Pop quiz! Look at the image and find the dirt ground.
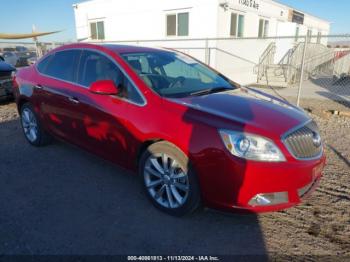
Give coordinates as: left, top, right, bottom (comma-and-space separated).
0, 100, 349, 257
259, 103, 350, 256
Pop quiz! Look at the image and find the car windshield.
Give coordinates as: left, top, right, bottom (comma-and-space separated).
121, 51, 235, 98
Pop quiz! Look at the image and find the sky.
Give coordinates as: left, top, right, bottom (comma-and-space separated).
0, 0, 349, 42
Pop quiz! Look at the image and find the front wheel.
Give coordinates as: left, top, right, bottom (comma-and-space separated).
139, 142, 201, 216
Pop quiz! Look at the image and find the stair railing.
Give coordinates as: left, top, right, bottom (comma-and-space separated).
256, 42, 276, 83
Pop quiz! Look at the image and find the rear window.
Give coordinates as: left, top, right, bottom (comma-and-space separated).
44, 50, 81, 82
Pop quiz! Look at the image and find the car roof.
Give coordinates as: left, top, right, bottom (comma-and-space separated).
56, 43, 170, 54
103, 44, 167, 54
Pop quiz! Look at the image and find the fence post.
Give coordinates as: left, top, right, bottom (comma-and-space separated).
205, 38, 209, 65
296, 35, 308, 107
208, 48, 211, 66
35, 41, 43, 58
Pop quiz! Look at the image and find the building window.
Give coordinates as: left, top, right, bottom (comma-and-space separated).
230, 13, 244, 37
166, 12, 189, 36
258, 19, 269, 38
90, 21, 105, 40
317, 32, 322, 44
166, 14, 176, 36
295, 26, 299, 42
178, 13, 189, 36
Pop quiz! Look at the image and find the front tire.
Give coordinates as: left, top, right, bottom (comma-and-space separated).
139, 142, 201, 216
20, 103, 52, 147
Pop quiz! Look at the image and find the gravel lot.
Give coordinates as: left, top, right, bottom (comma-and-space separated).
0, 100, 349, 257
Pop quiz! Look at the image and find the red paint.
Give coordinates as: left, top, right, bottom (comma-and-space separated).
89, 80, 119, 95
13, 43, 326, 213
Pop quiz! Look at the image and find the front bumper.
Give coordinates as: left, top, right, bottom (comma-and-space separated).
194, 150, 326, 213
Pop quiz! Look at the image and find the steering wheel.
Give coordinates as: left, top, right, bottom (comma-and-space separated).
140, 73, 171, 90
169, 76, 186, 89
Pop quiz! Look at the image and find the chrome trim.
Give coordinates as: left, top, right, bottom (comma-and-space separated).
281, 120, 324, 161
68, 97, 80, 104
281, 119, 312, 140
35, 47, 147, 107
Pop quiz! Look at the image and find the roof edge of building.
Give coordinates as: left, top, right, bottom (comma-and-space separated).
265, 0, 330, 24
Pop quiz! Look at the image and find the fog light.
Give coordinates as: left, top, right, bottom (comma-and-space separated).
248, 192, 289, 207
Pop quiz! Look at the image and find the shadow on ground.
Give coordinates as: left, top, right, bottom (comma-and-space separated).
0, 119, 267, 256
310, 77, 350, 108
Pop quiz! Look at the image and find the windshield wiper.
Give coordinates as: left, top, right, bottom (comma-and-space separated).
189, 87, 232, 97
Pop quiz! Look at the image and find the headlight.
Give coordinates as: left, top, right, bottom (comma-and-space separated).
219, 130, 286, 162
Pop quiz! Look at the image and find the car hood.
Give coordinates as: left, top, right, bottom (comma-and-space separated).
0, 61, 15, 72
169, 87, 310, 137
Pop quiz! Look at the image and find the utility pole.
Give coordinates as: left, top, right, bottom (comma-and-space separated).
296, 35, 308, 107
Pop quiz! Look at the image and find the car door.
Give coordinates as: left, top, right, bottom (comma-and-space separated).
71, 50, 145, 167
35, 49, 83, 143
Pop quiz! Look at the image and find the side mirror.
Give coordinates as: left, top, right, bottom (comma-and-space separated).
89, 80, 119, 95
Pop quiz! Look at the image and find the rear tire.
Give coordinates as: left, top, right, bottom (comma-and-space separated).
139, 141, 201, 216
20, 103, 52, 147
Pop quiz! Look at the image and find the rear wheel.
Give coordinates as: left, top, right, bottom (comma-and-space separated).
139, 142, 201, 216
20, 103, 52, 147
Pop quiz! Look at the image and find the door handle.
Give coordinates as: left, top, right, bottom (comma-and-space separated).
68, 97, 80, 104
34, 84, 43, 90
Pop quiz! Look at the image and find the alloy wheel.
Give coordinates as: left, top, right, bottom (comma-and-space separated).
144, 153, 190, 209
21, 108, 38, 143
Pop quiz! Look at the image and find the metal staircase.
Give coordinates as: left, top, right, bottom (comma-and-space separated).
255, 42, 342, 87
256, 42, 289, 87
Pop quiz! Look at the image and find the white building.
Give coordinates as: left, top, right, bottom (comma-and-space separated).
73, 0, 331, 84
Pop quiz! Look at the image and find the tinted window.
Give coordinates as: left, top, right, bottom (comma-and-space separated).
37, 55, 53, 74
78, 50, 144, 104
45, 50, 81, 82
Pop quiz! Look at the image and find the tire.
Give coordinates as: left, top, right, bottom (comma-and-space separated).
20, 103, 52, 147
139, 141, 201, 216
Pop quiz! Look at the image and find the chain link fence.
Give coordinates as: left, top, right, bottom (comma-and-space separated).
0, 41, 67, 67
2, 35, 350, 112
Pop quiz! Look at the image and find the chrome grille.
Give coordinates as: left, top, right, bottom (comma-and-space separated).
283, 121, 323, 160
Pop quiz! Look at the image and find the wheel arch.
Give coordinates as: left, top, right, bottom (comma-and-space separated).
17, 97, 30, 113
136, 138, 164, 167
136, 138, 194, 170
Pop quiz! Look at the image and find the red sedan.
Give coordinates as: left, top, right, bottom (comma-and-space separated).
13, 43, 325, 216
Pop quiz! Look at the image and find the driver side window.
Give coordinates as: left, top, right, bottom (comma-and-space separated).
78, 51, 123, 87
78, 50, 144, 105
